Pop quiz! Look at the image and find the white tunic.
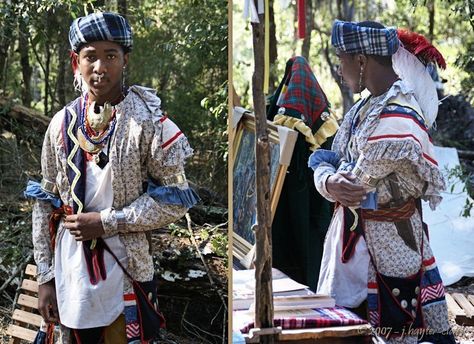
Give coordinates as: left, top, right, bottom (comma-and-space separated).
317, 206, 369, 308
55, 157, 128, 329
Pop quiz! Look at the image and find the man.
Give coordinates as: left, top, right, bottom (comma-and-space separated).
309, 20, 455, 343
27, 12, 198, 343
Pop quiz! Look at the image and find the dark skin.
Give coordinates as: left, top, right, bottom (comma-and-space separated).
38, 41, 128, 324
326, 51, 399, 207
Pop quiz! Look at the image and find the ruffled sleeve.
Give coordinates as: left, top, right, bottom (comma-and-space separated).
24, 180, 62, 208
355, 83, 445, 208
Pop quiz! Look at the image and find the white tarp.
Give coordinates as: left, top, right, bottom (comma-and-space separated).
422, 146, 474, 286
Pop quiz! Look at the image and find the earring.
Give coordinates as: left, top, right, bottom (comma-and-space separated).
121, 66, 127, 95
358, 68, 364, 94
73, 72, 82, 93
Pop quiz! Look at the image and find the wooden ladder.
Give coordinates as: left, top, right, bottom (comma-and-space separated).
446, 292, 474, 326
7, 264, 42, 343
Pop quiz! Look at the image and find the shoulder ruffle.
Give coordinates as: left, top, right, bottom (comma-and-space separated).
361, 139, 445, 208
128, 85, 163, 119
151, 117, 193, 166
357, 80, 445, 208
126, 85, 193, 166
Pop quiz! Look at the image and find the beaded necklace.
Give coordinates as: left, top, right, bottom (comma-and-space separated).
79, 94, 117, 147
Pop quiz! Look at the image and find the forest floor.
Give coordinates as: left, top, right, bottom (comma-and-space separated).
0, 202, 228, 343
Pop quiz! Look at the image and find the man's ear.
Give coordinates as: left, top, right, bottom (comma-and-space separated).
123, 53, 129, 68
70, 51, 80, 74
358, 54, 368, 70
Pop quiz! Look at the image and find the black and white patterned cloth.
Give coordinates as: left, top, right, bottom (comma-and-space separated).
69, 12, 133, 53
331, 19, 399, 56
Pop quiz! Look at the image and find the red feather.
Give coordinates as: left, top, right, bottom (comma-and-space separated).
397, 29, 446, 69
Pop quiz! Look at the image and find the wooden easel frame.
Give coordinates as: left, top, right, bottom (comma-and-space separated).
232, 112, 296, 268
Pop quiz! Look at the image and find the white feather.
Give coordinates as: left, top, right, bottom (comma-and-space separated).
392, 45, 438, 128
73, 71, 89, 94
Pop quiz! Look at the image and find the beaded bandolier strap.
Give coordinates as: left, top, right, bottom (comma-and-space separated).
62, 98, 108, 284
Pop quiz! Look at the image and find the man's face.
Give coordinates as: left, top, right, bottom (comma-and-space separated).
77, 41, 128, 102
336, 50, 362, 93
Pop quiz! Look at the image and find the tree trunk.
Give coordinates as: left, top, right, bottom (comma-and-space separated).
269, 0, 278, 94
301, 0, 313, 60
0, 40, 11, 91
331, 0, 355, 113
118, 0, 128, 18
0, 97, 50, 132
44, 13, 51, 117
18, 19, 32, 108
55, 9, 71, 109
0, 3, 14, 90
292, 3, 298, 55
56, 42, 68, 109
323, 43, 354, 114
336, 0, 342, 19
251, 1, 274, 341
428, 0, 435, 42
338, 0, 355, 21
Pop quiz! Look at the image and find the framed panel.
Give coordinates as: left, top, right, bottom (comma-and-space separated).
232, 112, 297, 268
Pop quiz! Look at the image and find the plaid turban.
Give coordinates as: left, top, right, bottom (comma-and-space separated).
69, 12, 133, 53
331, 20, 399, 56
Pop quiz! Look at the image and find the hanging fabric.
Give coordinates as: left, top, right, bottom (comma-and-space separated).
297, 0, 306, 39
244, 0, 270, 94
244, 0, 264, 23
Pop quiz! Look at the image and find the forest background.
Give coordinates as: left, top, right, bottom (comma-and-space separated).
234, 0, 474, 113
0, 0, 228, 342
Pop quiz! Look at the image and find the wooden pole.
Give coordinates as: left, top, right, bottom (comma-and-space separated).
251, 1, 275, 342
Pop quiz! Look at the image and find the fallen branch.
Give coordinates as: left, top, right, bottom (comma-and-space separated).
185, 213, 227, 313
458, 149, 474, 160
2, 291, 13, 304
0, 98, 50, 133
0, 251, 33, 295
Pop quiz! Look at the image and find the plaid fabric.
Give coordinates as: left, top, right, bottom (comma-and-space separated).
69, 12, 133, 52
239, 306, 367, 333
331, 20, 399, 56
276, 56, 329, 128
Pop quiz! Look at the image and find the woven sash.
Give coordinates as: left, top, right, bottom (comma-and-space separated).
362, 199, 416, 222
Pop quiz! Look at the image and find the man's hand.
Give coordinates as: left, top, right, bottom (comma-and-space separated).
64, 212, 105, 241
38, 280, 59, 323
326, 171, 367, 207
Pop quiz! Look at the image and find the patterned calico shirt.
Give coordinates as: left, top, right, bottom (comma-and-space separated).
313, 80, 445, 209
32, 85, 193, 292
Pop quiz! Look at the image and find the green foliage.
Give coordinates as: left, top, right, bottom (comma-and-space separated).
199, 224, 228, 258
210, 231, 227, 258
234, 0, 474, 112
187, 82, 228, 195
445, 164, 474, 217
0, 0, 228, 196
168, 222, 191, 238
128, 1, 227, 134
455, 38, 474, 101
